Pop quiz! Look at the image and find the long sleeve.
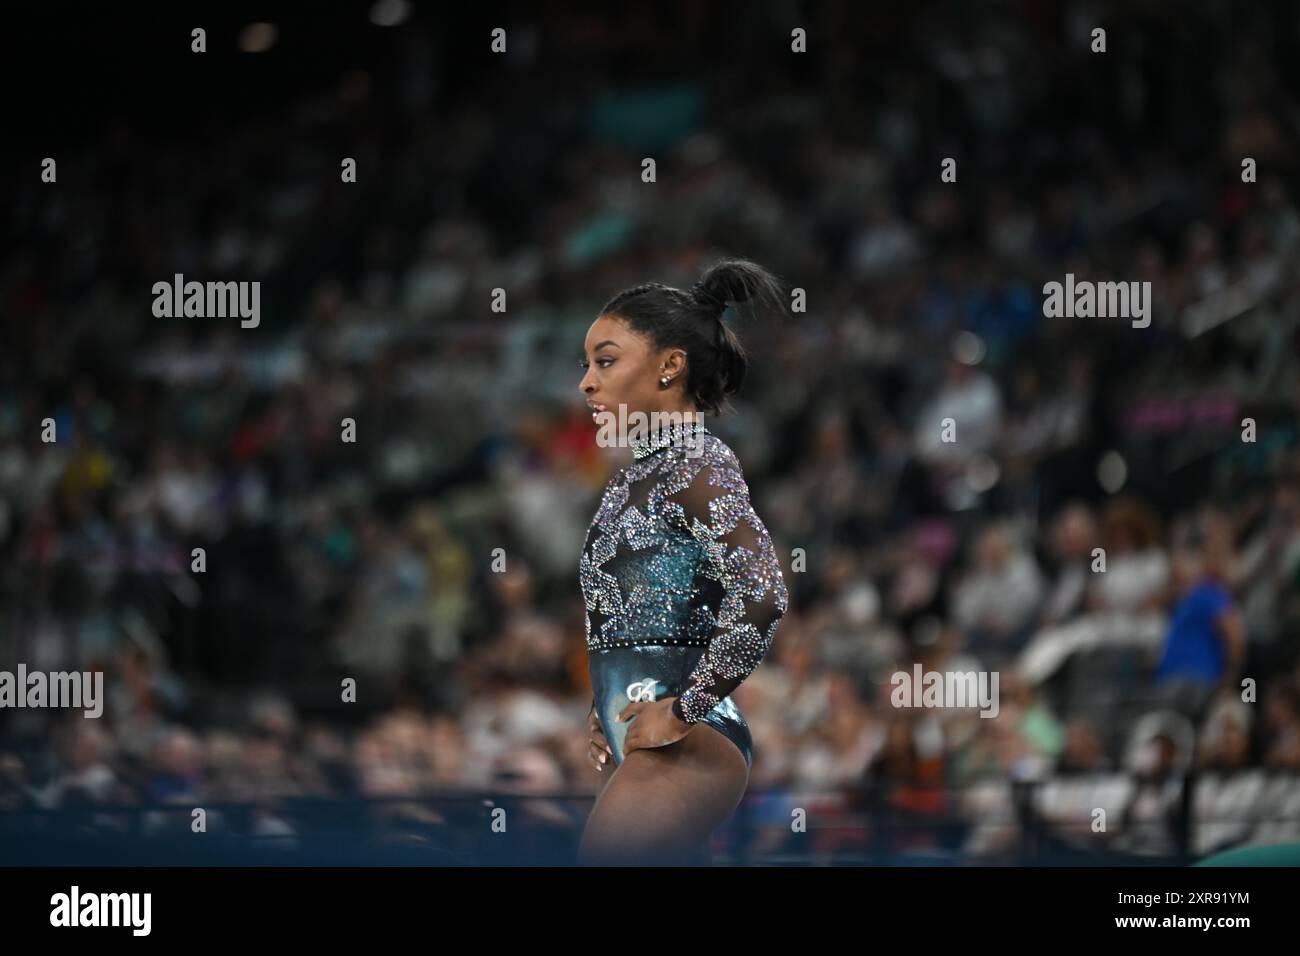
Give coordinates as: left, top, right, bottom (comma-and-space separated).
664, 457, 789, 724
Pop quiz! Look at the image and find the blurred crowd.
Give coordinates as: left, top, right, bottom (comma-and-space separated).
2, 1, 1300, 861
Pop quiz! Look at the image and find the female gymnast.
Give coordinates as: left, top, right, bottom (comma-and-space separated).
575, 258, 789, 865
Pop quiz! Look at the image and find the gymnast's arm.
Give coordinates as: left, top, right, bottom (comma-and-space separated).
664, 457, 789, 725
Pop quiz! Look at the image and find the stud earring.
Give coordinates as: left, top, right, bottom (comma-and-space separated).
660, 376, 670, 387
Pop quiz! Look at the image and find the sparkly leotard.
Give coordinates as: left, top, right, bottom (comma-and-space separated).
580, 419, 789, 770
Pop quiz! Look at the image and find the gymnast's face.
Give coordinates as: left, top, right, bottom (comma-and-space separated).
579, 313, 690, 426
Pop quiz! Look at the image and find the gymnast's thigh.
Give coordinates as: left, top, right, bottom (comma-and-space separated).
580, 723, 748, 861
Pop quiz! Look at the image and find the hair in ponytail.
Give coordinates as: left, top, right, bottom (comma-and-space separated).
597, 257, 787, 415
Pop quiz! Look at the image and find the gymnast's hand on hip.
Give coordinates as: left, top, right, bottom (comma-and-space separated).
617, 698, 691, 756
588, 709, 614, 772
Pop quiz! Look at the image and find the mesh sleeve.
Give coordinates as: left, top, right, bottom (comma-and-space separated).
665, 459, 789, 724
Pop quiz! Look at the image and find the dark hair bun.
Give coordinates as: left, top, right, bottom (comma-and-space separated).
598, 258, 787, 415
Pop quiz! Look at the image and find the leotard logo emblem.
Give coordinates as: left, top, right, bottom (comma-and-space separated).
625, 678, 658, 702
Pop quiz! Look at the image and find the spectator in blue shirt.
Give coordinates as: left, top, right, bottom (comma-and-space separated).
1151, 535, 1245, 720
